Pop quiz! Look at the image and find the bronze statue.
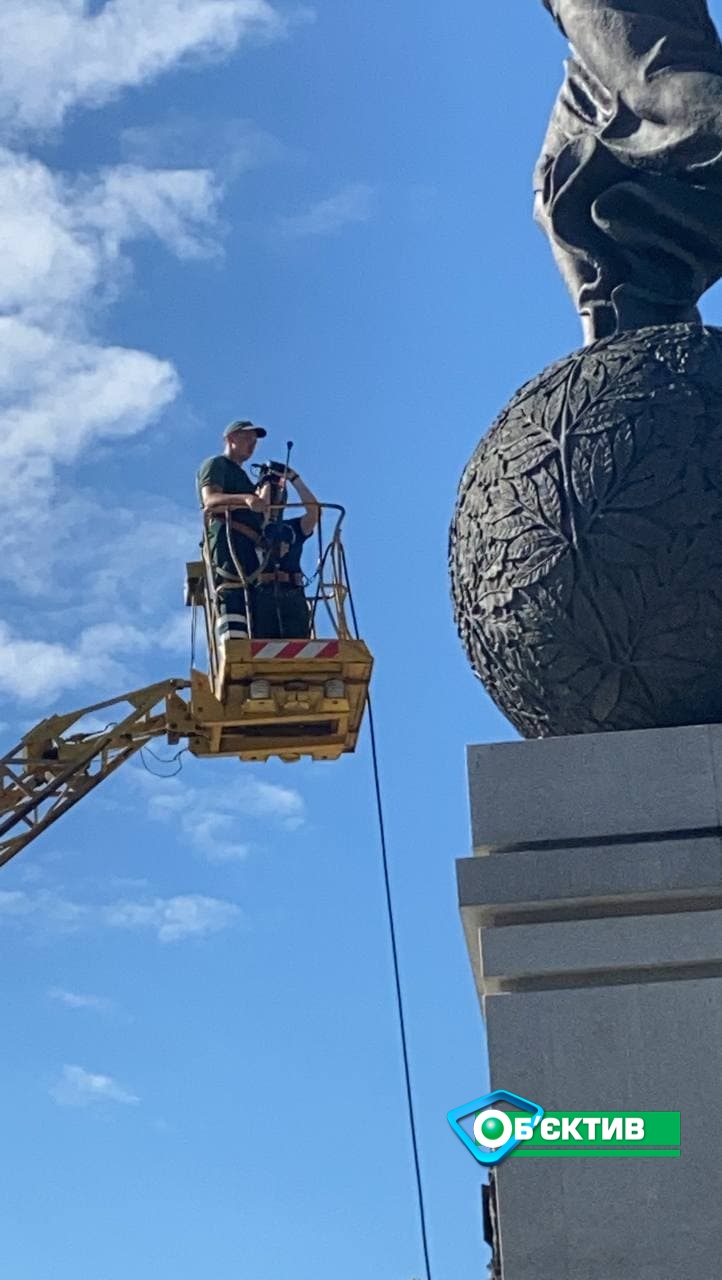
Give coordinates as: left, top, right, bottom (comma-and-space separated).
536, 0, 722, 342
450, 0, 722, 737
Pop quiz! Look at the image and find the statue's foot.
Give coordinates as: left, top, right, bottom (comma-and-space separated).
581, 293, 702, 344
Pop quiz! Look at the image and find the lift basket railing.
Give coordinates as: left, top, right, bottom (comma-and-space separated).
195, 501, 357, 673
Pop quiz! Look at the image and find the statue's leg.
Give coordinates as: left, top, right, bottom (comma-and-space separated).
534, 54, 627, 342
546, 0, 722, 144
537, 0, 722, 341
534, 164, 621, 344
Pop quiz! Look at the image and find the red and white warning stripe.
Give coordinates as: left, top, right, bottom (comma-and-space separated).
250, 640, 340, 659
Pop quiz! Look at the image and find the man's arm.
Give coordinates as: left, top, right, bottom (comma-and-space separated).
201, 484, 268, 516
287, 472, 320, 536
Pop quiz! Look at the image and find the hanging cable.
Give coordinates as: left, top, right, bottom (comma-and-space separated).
139, 745, 186, 778
346, 584, 433, 1280
365, 696, 433, 1280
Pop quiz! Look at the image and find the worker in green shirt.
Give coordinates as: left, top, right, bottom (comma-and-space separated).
197, 419, 270, 647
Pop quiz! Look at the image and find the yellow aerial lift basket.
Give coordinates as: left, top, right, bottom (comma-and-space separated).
184, 502, 373, 763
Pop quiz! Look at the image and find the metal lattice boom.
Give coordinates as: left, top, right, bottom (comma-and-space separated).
0, 680, 193, 868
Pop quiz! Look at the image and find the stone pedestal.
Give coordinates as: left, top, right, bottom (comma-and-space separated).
458, 723, 722, 1280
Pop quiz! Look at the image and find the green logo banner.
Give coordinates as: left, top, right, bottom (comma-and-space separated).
507, 1111, 680, 1158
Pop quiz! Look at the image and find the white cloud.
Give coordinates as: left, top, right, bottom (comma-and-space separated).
0, 890, 38, 919
0, 490, 197, 711
121, 115, 287, 178
103, 893, 241, 941
48, 988, 112, 1012
0, 145, 225, 500
276, 181, 375, 238
0, 148, 219, 321
0, 326, 179, 492
237, 776, 305, 827
78, 164, 222, 260
0, 626, 91, 702
0, 619, 148, 701
139, 770, 306, 862
174, 810, 254, 864
0, 149, 213, 710
50, 1063, 138, 1107
0, 149, 97, 315
0, 0, 289, 132
0, 887, 241, 943
0, 608, 193, 704
0, 887, 87, 929
0, 490, 197, 613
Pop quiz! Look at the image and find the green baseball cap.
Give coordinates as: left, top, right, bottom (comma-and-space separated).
223, 418, 267, 439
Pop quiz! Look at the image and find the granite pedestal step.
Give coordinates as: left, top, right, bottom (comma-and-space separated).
458, 722, 722, 1280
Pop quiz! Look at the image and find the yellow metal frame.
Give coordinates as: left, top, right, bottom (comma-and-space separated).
188, 637, 373, 763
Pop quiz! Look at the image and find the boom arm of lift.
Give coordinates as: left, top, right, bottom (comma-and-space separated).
0, 638, 373, 868
0, 680, 194, 869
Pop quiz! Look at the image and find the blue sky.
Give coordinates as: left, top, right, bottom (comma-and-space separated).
4, 3, 722, 1278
